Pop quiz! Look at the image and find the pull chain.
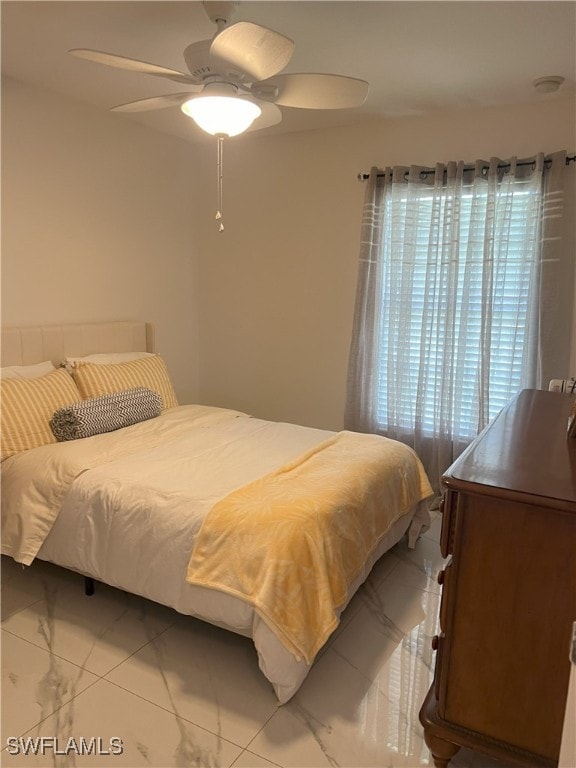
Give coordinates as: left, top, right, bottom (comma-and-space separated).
215, 134, 224, 232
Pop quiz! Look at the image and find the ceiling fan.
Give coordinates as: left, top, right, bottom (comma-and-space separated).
68, 1, 370, 137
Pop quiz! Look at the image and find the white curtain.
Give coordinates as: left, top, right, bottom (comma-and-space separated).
345, 152, 571, 492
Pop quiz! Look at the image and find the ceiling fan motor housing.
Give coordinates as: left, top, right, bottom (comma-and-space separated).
183, 39, 246, 84
183, 40, 213, 80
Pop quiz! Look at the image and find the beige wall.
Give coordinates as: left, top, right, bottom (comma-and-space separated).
195, 97, 576, 429
1, 76, 202, 403
2, 77, 574, 427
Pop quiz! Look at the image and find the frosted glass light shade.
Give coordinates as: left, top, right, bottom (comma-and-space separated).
181, 96, 262, 136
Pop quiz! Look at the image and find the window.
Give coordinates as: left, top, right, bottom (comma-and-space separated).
345, 154, 572, 490
375, 179, 540, 442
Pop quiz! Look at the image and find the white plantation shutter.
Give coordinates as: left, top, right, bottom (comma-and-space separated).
346, 153, 571, 492
377, 179, 539, 441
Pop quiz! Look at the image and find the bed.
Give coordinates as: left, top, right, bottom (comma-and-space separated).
1, 321, 433, 703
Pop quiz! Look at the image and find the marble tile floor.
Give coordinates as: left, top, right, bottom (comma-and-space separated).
1, 513, 515, 768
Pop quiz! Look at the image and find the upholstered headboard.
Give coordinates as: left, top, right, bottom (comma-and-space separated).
1, 321, 154, 367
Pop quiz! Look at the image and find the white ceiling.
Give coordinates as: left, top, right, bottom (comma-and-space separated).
2, 1, 575, 144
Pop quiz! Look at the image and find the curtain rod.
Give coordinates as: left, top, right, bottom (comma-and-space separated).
357, 154, 576, 181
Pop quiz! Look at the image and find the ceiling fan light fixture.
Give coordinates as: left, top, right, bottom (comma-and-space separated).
181, 95, 261, 136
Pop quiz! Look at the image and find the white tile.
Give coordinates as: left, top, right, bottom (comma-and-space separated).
364, 549, 402, 587
391, 533, 447, 585
105, 615, 278, 749
1, 678, 243, 767
232, 750, 282, 767
244, 579, 442, 768
421, 512, 443, 543
384, 558, 443, 595
2, 540, 519, 768
249, 646, 432, 768
2, 576, 177, 676
1, 629, 98, 741
1, 556, 79, 621
328, 576, 440, 739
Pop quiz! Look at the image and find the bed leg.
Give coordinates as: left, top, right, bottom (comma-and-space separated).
84, 577, 95, 596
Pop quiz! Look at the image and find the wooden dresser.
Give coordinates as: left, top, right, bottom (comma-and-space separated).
419, 389, 576, 767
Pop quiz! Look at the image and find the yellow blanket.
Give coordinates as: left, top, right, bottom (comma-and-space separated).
186, 430, 433, 663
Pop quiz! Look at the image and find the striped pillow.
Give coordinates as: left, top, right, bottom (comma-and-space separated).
72, 354, 178, 411
50, 387, 162, 441
1, 368, 83, 460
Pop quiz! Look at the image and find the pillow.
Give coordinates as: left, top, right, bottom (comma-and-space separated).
50, 387, 162, 442
71, 354, 178, 410
63, 351, 154, 371
1, 368, 83, 460
1, 361, 56, 380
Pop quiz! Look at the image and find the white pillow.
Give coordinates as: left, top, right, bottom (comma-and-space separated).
1, 361, 56, 380
64, 352, 154, 370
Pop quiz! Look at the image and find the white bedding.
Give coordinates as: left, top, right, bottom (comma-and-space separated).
2, 405, 431, 702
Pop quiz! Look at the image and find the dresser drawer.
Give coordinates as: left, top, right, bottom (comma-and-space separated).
437, 560, 454, 633
440, 490, 457, 557
432, 633, 446, 702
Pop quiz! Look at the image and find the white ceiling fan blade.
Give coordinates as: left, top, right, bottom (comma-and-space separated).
69, 49, 199, 85
210, 22, 294, 81
253, 73, 369, 109
111, 93, 200, 113
246, 101, 283, 133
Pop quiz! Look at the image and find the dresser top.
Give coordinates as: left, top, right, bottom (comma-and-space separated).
443, 389, 576, 508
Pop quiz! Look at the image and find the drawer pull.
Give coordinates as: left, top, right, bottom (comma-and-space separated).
432, 635, 439, 651
437, 569, 445, 585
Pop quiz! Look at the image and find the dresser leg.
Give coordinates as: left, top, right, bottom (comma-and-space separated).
425, 733, 460, 768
